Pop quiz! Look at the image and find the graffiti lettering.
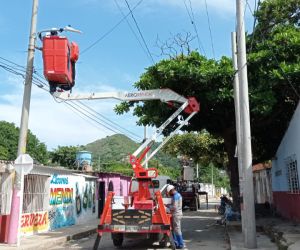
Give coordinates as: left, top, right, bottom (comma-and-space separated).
50, 187, 73, 205
21, 211, 49, 233
50, 174, 68, 185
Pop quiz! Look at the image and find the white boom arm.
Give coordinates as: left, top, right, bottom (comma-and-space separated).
53, 89, 198, 167
53, 89, 187, 104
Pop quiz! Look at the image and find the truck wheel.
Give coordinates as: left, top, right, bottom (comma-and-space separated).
149, 233, 160, 242
190, 197, 197, 211
111, 233, 123, 247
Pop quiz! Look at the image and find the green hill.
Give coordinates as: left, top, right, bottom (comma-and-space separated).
84, 134, 181, 178
85, 134, 137, 163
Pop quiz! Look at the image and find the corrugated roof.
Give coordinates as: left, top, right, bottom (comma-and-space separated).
252, 162, 272, 172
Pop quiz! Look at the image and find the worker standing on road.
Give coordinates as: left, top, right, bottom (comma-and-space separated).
167, 184, 185, 249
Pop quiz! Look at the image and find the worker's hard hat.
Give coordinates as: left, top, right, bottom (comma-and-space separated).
167, 184, 175, 193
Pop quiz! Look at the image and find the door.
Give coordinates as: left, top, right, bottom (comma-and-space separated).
98, 181, 105, 218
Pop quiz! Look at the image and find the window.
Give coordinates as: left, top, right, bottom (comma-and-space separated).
0, 173, 13, 215
23, 174, 50, 213
286, 156, 300, 193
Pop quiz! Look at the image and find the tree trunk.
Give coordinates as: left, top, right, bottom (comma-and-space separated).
223, 130, 240, 211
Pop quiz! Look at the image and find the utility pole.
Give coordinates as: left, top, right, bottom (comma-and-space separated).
211, 164, 214, 197
196, 163, 199, 180
236, 0, 257, 248
7, 0, 39, 245
98, 155, 101, 171
231, 31, 245, 236
144, 126, 148, 168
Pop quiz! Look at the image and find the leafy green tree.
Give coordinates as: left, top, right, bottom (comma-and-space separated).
50, 146, 78, 168
246, 0, 300, 162
0, 121, 48, 164
115, 0, 300, 208
163, 131, 227, 167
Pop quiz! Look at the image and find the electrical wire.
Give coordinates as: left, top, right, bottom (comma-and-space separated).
0, 57, 144, 140
182, 0, 206, 56
124, 0, 155, 64
113, 0, 152, 64
81, 0, 144, 55
203, 0, 216, 58
70, 100, 141, 141
246, 1, 300, 99
248, 0, 260, 54
77, 100, 142, 140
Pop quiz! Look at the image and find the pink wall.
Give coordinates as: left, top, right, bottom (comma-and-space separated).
97, 173, 131, 197
273, 191, 300, 222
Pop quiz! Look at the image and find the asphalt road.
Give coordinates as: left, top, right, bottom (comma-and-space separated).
50, 202, 229, 250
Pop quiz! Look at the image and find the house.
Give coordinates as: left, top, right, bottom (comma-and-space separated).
272, 102, 300, 221
253, 162, 272, 205
0, 164, 131, 243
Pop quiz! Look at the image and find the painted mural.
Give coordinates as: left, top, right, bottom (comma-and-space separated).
49, 174, 96, 230
48, 205, 75, 229
49, 174, 76, 230
20, 211, 49, 235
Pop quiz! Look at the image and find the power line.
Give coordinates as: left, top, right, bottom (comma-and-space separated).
81, 0, 144, 55
0, 57, 143, 140
71, 100, 141, 141
124, 0, 155, 64
113, 0, 152, 64
204, 0, 215, 58
66, 101, 129, 137
249, 0, 260, 54
182, 0, 206, 56
246, 1, 300, 99
77, 100, 142, 140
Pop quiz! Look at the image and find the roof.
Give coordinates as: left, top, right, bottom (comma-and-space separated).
252, 162, 272, 172
73, 173, 98, 179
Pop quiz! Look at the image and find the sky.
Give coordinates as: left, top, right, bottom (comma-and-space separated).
0, 0, 256, 150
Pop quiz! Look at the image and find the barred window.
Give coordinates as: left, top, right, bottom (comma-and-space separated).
23, 174, 50, 213
286, 157, 299, 193
0, 173, 13, 215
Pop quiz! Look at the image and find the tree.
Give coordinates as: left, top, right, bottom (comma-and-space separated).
115, 0, 300, 209
163, 131, 230, 189
0, 121, 48, 164
50, 146, 79, 168
163, 131, 227, 167
246, 0, 300, 162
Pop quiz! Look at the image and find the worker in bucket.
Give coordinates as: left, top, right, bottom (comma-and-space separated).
167, 184, 185, 249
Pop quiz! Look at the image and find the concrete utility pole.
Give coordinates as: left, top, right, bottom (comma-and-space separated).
231, 32, 245, 236
144, 126, 148, 168
211, 164, 214, 197
7, 0, 39, 245
236, 0, 257, 248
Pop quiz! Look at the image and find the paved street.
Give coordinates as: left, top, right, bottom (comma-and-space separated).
50, 202, 229, 250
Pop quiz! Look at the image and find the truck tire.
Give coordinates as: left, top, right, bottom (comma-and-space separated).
111, 233, 123, 247
149, 233, 160, 242
190, 197, 198, 211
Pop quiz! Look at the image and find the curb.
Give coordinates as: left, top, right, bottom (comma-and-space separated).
0, 227, 97, 250
262, 225, 289, 250
69, 228, 97, 241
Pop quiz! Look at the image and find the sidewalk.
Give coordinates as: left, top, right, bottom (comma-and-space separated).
226, 221, 277, 250
226, 216, 300, 250
0, 218, 97, 250
258, 217, 300, 250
